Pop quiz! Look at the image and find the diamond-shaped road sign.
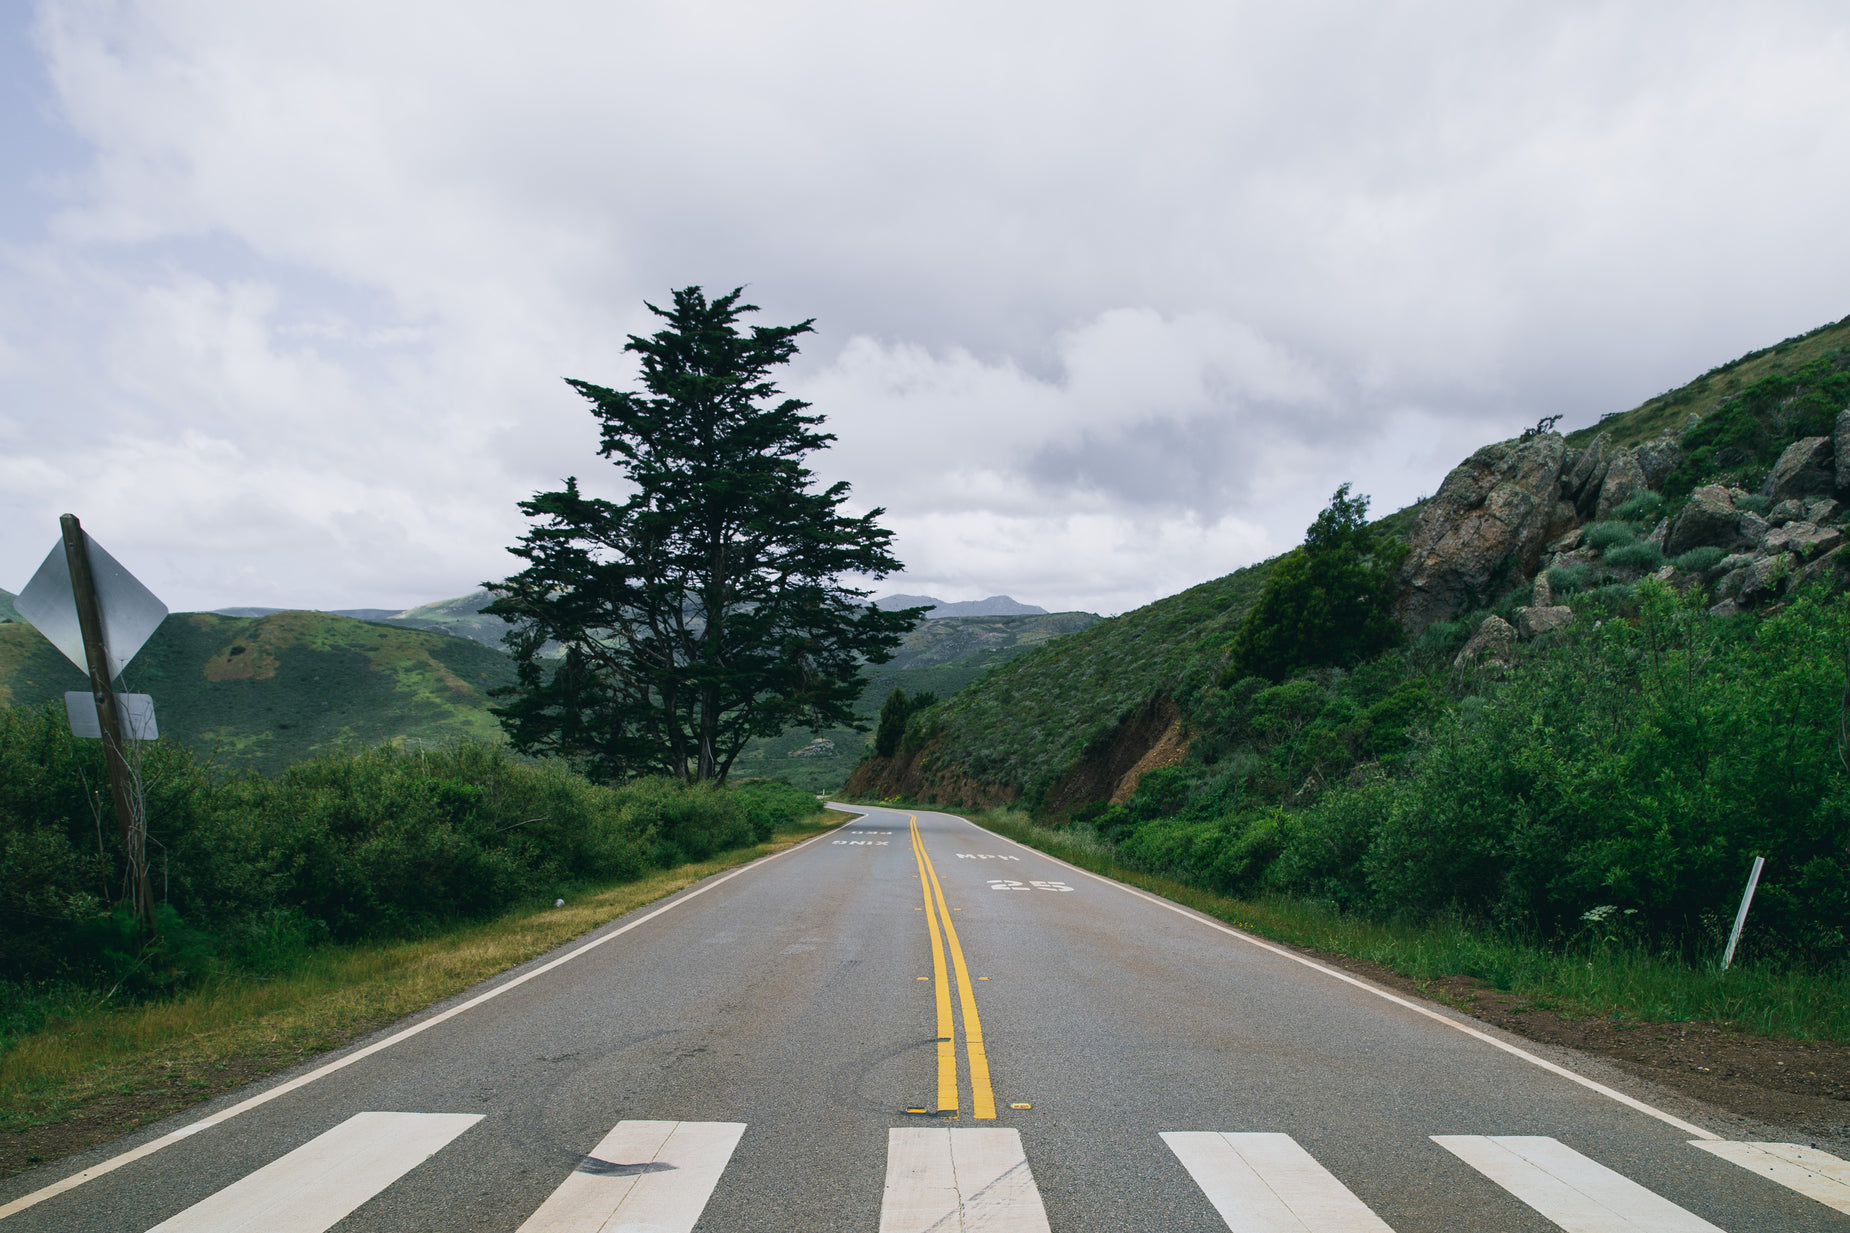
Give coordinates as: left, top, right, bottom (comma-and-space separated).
16, 531, 169, 682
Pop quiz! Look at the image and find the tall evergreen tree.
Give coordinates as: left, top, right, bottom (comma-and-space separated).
487, 287, 922, 782
1229, 484, 1405, 682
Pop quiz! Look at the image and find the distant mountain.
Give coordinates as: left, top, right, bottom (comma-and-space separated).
209, 591, 515, 650
874, 593, 1050, 618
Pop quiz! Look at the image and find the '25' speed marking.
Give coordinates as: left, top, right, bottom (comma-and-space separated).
988, 878, 1073, 892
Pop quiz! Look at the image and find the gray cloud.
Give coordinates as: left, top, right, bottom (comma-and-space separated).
2, 1, 1848, 614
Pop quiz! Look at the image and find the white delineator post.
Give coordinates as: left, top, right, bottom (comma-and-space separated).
1720, 855, 1765, 971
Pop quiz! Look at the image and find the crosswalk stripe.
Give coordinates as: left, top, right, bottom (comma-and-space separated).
880, 1127, 1051, 1233
516, 1119, 745, 1233
145, 1111, 481, 1233
1434, 1135, 1723, 1232
1161, 1132, 1394, 1232
1689, 1140, 1850, 1215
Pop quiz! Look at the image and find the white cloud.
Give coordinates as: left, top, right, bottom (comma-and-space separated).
1, 1, 1848, 613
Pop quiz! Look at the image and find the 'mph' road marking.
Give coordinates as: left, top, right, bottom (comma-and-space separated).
880, 1128, 1050, 1233
1162, 1132, 1393, 1232
145, 1111, 480, 1233
1435, 1135, 1723, 1232
516, 1120, 744, 1233
1690, 1140, 1850, 1215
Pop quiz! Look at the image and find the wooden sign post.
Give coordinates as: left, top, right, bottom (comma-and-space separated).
60, 514, 157, 931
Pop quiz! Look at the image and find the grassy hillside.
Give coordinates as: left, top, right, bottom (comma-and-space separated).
733, 610, 1101, 790
1570, 312, 1850, 449
378, 588, 512, 648
0, 589, 19, 625
0, 611, 515, 773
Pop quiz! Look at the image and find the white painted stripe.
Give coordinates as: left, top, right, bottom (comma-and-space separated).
1690, 1140, 1850, 1215
517, 1120, 745, 1233
145, 1111, 479, 1233
1162, 1132, 1394, 1232
1434, 1135, 1723, 1232
0, 828, 840, 1222
884, 805, 1719, 1141
880, 1127, 1051, 1233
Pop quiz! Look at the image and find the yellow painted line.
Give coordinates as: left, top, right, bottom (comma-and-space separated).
914, 815, 998, 1121
910, 815, 957, 1115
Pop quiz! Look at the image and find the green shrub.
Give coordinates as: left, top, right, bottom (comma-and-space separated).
1602, 540, 1665, 572
1612, 491, 1666, 526
1547, 564, 1592, 595
1673, 546, 1727, 573
1583, 520, 1637, 552
1735, 492, 1772, 514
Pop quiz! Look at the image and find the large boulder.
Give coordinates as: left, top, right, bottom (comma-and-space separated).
1562, 433, 1612, 515
1593, 449, 1649, 521
1835, 407, 1850, 495
1453, 614, 1515, 669
1517, 605, 1574, 638
1633, 436, 1682, 488
1761, 436, 1835, 502
1395, 434, 1568, 635
1762, 521, 1844, 559
1665, 484, 1755, 556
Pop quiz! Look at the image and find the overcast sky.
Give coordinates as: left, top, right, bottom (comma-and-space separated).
3, 3, 1848, 617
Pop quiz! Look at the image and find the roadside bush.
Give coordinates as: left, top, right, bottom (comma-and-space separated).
0, 719, 809, 986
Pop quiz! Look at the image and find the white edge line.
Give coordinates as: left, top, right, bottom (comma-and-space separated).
847, 803, 1718, 1142
0, 826, 842, 1222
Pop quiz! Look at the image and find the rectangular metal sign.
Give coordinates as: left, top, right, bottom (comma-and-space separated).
64, 692, 159, 741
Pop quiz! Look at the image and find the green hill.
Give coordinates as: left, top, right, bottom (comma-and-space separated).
0, 587, 20, 624
732, 610, 1102, 791
0, 610, 516, 773
376, 588, 513, 648
852, 312, 1850, 811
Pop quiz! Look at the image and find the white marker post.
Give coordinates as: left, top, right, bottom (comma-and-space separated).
1720, 855, 1765, 971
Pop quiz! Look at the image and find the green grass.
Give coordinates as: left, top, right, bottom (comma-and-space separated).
972, 808, 1850, 1043
1567, 312, 1850, 449
0, 810, 847, 1152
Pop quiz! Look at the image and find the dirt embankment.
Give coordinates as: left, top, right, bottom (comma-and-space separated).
846, 694, 1189, 814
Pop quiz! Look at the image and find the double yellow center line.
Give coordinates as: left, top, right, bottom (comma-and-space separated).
909, 813, 996, 1119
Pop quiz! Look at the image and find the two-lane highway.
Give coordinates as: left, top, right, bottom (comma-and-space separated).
3, 806, 1845, 1230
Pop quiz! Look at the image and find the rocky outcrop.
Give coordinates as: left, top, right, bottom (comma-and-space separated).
843, 741, 1023, 808
1453, 614, 1515, 669
1666, 485, 1757, 557
1562, 434, 1612, 517
1041, 696, 1183, 818
1633, 437, 1682, 488
1762, 436, 1836, 502
1592, 450, 1649, 521
1395, 434, 1568, 635
1835, 408, 1850, 494
1517, 605, 1574, 638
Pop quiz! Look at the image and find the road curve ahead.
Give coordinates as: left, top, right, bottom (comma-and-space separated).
3, 805, 1845, 1231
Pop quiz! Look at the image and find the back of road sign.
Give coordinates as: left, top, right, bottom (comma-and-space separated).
16, 532, 169, 681
64, 692, 159, 741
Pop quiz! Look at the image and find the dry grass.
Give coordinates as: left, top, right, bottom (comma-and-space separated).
0, 812, 845, 1165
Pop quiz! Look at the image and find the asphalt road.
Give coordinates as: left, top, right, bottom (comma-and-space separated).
2, 805, 1844, 1231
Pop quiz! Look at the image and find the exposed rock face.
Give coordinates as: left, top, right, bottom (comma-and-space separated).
1562, 434, 1611, 517
1738, 553, 1796, 604
1633, 437, 1682, 488
1761, 521, 1844, 558
1396, 434, 1567, 635
1835, 408, 1850, 494
1808, 497, 1842, 523
1761, 436, 1836, 502
1531, 571, 1554, 606
1593, 450, 1649, 521
1453, 614, 1515, 669
1769, 499, 1807, 526
1666, 485, 1755, 556
1517, 605, 1574, 638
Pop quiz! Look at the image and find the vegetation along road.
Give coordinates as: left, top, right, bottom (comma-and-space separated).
1, 805, 1841, 1232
